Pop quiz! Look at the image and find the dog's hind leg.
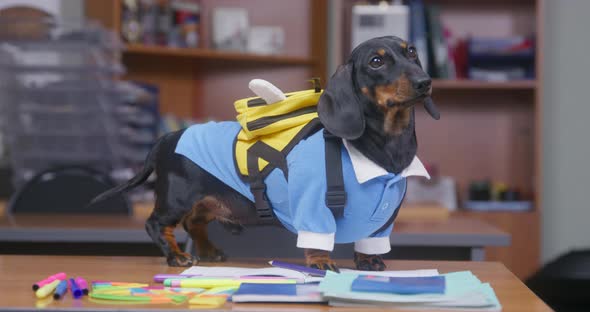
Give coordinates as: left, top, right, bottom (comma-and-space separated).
146, 212, 197, 267
354, 252, 386, 271
182, 196, 238, 262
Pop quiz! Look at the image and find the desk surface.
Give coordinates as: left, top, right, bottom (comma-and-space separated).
0, 255, 550, 311
0, 202, 509, 247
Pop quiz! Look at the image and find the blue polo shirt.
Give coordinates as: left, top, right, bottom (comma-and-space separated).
175, 121, 429, 253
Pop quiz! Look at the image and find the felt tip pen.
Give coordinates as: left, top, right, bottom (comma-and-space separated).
53, 280, 68, 300
69, 278, 83, 299
32, 272, 67, 291
35, 279, 61, 299
92, 282, 149, 287
269, 260, 327, 277
75, 277, 89, 295
164, 278, 297, 288
161, 276, 296, 286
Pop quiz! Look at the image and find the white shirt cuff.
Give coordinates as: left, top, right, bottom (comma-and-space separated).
354, 237, 391, 255
296, 231, 335, 251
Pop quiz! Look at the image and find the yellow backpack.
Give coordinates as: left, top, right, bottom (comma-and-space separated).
232, 83, 346, 223
234, 88, 323, 178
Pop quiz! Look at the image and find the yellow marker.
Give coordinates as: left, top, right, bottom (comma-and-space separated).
35, 296, 53, 308
189, 296, 228, 308
35, 279, 60, 299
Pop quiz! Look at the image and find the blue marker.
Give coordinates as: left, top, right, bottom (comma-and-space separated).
69, 278, 83, 299
53, 280, 68, 299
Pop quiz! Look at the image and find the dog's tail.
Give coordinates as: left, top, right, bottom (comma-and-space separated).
87, 133, 167, 207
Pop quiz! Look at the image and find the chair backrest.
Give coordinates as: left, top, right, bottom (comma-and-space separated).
8, 166, 131, 215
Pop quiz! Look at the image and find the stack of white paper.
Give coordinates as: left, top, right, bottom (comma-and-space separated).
319, 271, 501, 311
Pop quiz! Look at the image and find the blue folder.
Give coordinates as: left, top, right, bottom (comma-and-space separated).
351, 275, 445, 295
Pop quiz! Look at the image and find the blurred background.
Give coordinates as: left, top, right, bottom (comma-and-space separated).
0, 0, 588, 310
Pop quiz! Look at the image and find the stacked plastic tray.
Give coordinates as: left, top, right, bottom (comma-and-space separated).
0, 18, 128, 187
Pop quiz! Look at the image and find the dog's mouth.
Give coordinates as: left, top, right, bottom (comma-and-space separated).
385, 91, 431, 109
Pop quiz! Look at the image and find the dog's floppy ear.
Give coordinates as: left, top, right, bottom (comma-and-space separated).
318, 63, 365, 139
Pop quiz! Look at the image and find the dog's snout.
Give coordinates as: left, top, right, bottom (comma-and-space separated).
413, 78, 432, 94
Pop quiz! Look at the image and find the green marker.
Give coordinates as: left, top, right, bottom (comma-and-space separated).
90, 293, 152, 302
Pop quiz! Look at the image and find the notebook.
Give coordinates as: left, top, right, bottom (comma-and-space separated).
231, 283, 324, 303
181, 266, 440, 284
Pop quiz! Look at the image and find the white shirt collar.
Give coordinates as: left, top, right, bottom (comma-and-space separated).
342, 140, 431, 184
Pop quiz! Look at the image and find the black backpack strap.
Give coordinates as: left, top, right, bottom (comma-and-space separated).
247, 141, 288, 224
323, 130, 347, 218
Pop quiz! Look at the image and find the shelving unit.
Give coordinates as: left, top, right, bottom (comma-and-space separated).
424, 0, 543, 280
333, 0, 543, 279
85, 0, 327, 119
124, 44, 316, 66
432, 79, 536, 90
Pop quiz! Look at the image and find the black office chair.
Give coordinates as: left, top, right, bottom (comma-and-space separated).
184, 222, 355, 259
8, 165, 131, 215
526, 249, 590, 312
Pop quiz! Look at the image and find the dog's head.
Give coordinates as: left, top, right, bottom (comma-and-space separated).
318, 36, 439, 140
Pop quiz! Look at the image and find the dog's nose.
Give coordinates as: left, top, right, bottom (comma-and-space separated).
413, 78, 432, 94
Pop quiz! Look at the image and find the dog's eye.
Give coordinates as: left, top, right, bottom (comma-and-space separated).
369, 56, 384, 69
407, 46, 418, 59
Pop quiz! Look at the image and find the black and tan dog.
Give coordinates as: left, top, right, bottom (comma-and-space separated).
91, 36, 439, 271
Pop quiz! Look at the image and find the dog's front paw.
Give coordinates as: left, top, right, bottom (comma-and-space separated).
354, 252, 386, 271
309, 261, 340, 272
304, 248, 340, 272
167, 252, 199, 267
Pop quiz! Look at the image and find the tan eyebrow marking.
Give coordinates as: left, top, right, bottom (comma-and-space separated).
400, 41, 408, 49
377, 48, 386, 56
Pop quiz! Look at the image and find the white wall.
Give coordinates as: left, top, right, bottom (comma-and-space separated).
542, 0, 590, 263
59, 0, 83, 21
0, 0, 83, 19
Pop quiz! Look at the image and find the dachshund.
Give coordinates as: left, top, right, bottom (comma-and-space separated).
90, 36, 439, 271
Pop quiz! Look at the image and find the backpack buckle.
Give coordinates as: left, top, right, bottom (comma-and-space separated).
250, 181, 274, 221
325, 190, 347, 214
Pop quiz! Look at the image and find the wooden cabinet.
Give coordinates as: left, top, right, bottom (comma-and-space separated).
87, 0, 544, 280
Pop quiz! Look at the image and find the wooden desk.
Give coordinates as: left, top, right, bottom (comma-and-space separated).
0, 255, 550, 311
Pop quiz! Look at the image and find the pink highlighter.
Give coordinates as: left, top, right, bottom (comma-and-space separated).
32, 272, 67, 291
